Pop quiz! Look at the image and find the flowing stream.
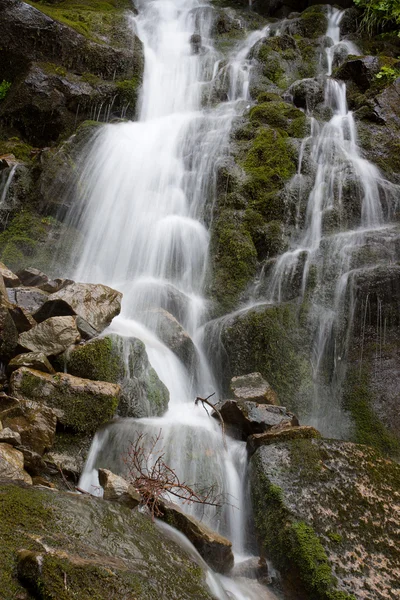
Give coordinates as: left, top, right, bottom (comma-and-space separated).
70, 1, 278, 598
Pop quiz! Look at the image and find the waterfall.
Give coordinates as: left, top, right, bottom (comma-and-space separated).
68, 1, 278, 597
260, 7, 399, 436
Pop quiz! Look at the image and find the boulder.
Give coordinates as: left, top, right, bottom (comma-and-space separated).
0, 443, 32, 484
335, 56, 380, 92
0, 480, 215, 600
144, 308, 196, 367
230, 372, 278, 405
60, 335, 169, 419
16, 267, 48, 287
38, 277, 74, 294
247, 425, 321, 454
33, 282, 122, 333
7, 352, 56, 375
288, 77, 324, 110
7, 305, 36, 333
0, 262, 20, 287
18, 315, 81, 356
10, 367, 120, 434
7, 287, 49, 314
98, 468, 141, 509
0, 302, 19, 360
250, 438, 400, 600
373, 77, 400, 128
44, 451, 83, 481
0, 396, 57, 455
0, 427, 21, 446
159, 500, 234, 574
213, 399, 298, 440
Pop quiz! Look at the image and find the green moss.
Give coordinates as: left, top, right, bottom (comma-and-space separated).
0, 138, 34, 162
298, 6, 328, 38
59, 337, 123, 383
209, 209, 257, 312
146, 367, 169, 414
0, 80, 12, 101
256, 92, 282, 103
343, 366, 400, 458
251, 458, 355, 600
250, 102, 304, 134
288, 115, 308, 138
116, 77, 140, 106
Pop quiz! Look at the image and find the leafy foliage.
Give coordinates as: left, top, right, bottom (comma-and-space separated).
375, 64, 400, 82
0, 80, 11, 100
353, 0, 400, 36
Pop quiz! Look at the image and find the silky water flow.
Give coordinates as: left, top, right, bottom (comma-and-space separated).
67, 1, 278, 598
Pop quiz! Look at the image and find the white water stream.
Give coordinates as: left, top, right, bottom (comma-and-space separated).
71, 1, 278, 598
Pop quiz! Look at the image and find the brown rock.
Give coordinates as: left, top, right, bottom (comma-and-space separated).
247, 425, 321, 454
18, 315, 80, 356
0, 427, 21, 446
158, 500, 234, 574
230, 372, 278, 405
7, 352, 56, 375
0, 262, 20, 287
32, 476, 56, 488
0, 443, 32, 484
7, 287, 49, 314
1, 396, 57, 455
98, 468, 141, 509
16, 267, 49, 287
0, 302, 19, 360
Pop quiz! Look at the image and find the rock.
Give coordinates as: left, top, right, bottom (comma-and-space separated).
159, 500, 234, 574
10, 367, 120, 434
350, 264, 400, 328
335, 56, 380, 92
0, 302, 19, 360
0, 396, 57, 455
33, 282, 122, 333
0, 262, 20, 287
7, 305, 36, 333
7, 287, 49, 314
18, 315, 81, 356
7, 352, 56, 375
190, 33, 202, 54
31, 476, 55, 489
0, 480, 215, 600
288, 77, 324, 110
247, 425, 321, 454
144, 308, 196, 367
231, 557, 270, 583
75, 316, 99, 340
0, 427, 21, 446
98, 468, 141, 509
373, 77, 400, 128
16, 267, 48, 287
17, 447, 48, 477
230, 372, 278, 405
44, 452, 83, 481
0, 443, 32, 484
38, 277, 74, 294
250, 438, 400, 600
60, 335, 169, 419
214, 399, 297, 440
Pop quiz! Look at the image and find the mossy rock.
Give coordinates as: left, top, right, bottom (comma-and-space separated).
296, 6, 328, 39
249, 101, 304, 132
0, 480, 214, 599
250, 438, 400, 600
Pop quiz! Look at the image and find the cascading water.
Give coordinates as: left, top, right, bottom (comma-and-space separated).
254, 7, 399, 436
65, 1, 278, 598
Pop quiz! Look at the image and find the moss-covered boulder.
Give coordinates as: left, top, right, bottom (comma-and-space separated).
59, 335, 169, 418
0, 480, 215, 599
250, 438, 400, 600
10, 367, 120, 433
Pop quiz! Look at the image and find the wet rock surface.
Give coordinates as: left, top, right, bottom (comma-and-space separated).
230, 372, 279, 404
251, 438, 400, 600
18, 315, 81, 355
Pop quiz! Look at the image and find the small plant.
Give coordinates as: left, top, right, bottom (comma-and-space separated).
353, 0, 400, 36
375, 65, 400, 83
0, 80, 11, 101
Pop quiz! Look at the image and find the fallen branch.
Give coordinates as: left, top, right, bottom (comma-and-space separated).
195, 393, 227, 450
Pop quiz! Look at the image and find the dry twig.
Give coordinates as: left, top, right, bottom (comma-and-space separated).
195, 393, 227, 450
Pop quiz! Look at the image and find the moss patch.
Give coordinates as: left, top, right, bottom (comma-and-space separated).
58, 337, 123, 383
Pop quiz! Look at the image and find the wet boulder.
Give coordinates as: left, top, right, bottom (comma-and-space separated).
213, 399, 297, 440
0, 443, 32, 484
158, 500, 234, 574
0, 261, 20, 287
18, 315, 81, 356
33, 282, 122, 333
144, 308, 196, 368
0, 395, 57, 455
335, 56, 380, 92
250, 438, 400, 600
7, 286, 49, 314
10, 367, 120, 433
7, 351, 56, 375
247, 424, 321, 454
0, 300, 19, 360
0, 480, 215, 600
373, 77, 400, 128
59, 335, 169, 418
350, 264, 400, 330
98, 468, 141, 509
16, 267, 48, 287
230, 372, 278, 405
288, 77, 324, 110
0, 427, 21, 446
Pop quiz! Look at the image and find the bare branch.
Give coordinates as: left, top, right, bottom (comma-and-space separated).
195, 393, 227, 450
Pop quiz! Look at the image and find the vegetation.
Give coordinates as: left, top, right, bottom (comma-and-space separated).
0, 80, 11, 101
354, 0, 400, 36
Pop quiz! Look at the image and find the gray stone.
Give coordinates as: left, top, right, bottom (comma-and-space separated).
247, 425, 321, 454
288, 77, 324, 110
145, 308, 196, 367
0, 262, 20, 287
16, 267, 48, 287
33, 282, 122, 333
7, 286, 49, 314
18, 315, 81, 356
0, 427, 21, 446
7, 352, 56, 375
230, 372, 279, 405
98, 468, 141, 508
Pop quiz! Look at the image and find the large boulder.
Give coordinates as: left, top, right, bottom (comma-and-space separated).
247, 424, 321, 454
16, 267, 48, 287
6, 286, 49, 314
0, 480, 215, 600
0, 301, 19, 360
18, 315, 81, 356
144, 308, 196, 368
10, 367, 120, 433
213, 399, 297, 440
0, 443, 32, 484
59, 335, 169, 418
0, 395, 57, 455
7, 351, 56, 375
159, 500, 234, 574
335, 56, 380, 93
0, 262, 20, 287
33, 282, 122, 333
250, 438, 400, 600
230, 372, 278, 405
